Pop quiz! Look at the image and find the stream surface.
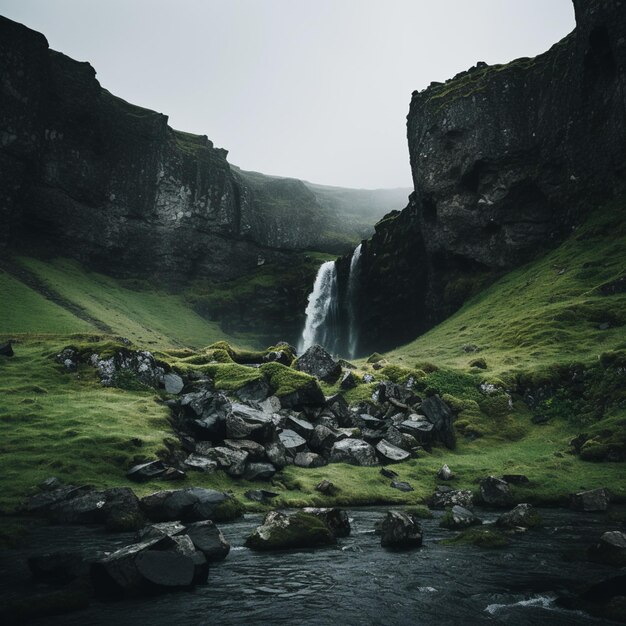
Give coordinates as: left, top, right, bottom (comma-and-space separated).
0, 507, 622, 625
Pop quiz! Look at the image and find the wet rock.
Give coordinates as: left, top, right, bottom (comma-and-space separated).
569, 488, 611, 512
244, 489, 279, 503
183, 454, 218, 473
479, 476, 513, 507
375, 439, 410, 463
294, 451, 326, 468
185, 520, 230, 562
315, 479, 337, 495
330, 439, 378, 466
243, 462, 276, 481
587, 531, 626, 566
140, 488, 243, 523
437, 464, 454, 480
379, 511, 423, 549
496, 503, 542, 529
428, 487, 474, 510
136, 521, 186, 542
162, 373, 184, 394
439, 505, 481, 530
391, 481, 414, 492
295, 344, 342, 383
245, 511, 336, 551
303, 507, 351, 537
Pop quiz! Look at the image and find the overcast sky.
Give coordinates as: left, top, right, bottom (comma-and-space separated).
0, 0, 575, 189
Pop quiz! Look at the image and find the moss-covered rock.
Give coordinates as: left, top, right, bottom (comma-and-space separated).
443, 527, 510, 549
245, 511, 336, 551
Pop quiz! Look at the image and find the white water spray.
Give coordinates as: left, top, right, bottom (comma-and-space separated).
298, 261, 338, 353
346, 243, 362, 359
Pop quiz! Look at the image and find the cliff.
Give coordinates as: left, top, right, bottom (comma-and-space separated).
350, 0, 626, 354
0, 16, 404, 283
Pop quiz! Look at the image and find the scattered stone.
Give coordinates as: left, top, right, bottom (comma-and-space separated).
496, 504, 543, 529
428, 487, 474, 510
437, 464, 454, 480
244, 489, 279, 503
439, 505, 481, 530
375, 439, 410, 464
0, 340, 14, 357
245, 511, 336, 551
391, 481, 414, 492
315, 479, 337, 495
303, 507, 351, 537
502, 474, 530, 485
379, 511, 423, 549
295, 344, 342, 383
185, 520, 230, 562
479, 476, 513, 507
569, 488, 611, 512
380, 467, 399, 479
330, 439, 378, 466
162, 373, 184, 394
587, 531, 626, 566
294, 451, 326, 468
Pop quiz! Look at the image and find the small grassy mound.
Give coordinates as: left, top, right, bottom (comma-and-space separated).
442, 527, 510, 548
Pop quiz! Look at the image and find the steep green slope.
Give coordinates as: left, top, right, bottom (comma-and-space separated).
385, 198, 626, 376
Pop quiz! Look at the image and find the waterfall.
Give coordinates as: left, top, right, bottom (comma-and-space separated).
298, 261, 339, 354
346, 243, 362, 359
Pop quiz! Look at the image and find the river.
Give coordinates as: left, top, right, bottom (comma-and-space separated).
0, 507, 622, 625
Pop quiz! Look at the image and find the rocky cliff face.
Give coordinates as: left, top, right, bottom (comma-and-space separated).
351, 0, 626, 354
0, 16, 401, 284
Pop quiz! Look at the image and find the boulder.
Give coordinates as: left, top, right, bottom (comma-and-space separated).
235, 378, 272, 402
375, 439, 410, 464
385, 426, 419, 452
21, 484, 92, 515
295, 345, 342, 383
162, 373, 184, 394
379, 511, 423, 549
223, 438, 266, 460
185, 520, 230, 562
278, 429, 307, 454
587, 531, 626, 566
399, 414, 434, 441
496, 504, 543, 529
136, 521, 186, 541
340, 371, 357, 390
90, 536, 196, 595
315, 479, 337, 495
263, 349, 294, 367
243, 462, 276, 481
356, 414, 383, 429
329, 439, 378, 466
309, 424, 345, 454
244, 489, 279, 503
303, 507, 351, 537
140, 488, 243, 523
437, 464, 454, 480
428, 487, 474, 510
294, 451, 326, 468
439, 505, 481, 530
372, 381, 416, 405
569, 488, 611, 512
0, 340, 14, 357
183, 454, 218, 473
205, 447, 249, 477
265, 440, 289, 468
325, 394, 352, 427
245, 511, 336, 551
420, 395, 456, 449
278, 379, 326, 409
227, 403, 275, 442
285, 414, 315, 440
391, 481, 414, 492
179, 389, 231, 439
479, 476, 513, 507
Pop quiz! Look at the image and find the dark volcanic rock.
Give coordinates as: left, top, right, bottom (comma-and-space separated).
294, 451, 326, 468
479, 476, 513, 507
185, 520, 231, 562
303, 507, 351, 538
342, 1, 626, 354
140, 488, 243, 523
379, 511, 423, 549
496, 503, 542, 529
329, 439, 378, 466
295, 345, 342, 383
243, 462, 277, 481
569, 488, 611, 512
439, 505, 481, 530
375, 439, 410, 464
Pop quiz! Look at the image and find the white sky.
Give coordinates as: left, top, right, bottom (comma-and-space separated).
0, 0, 575, 188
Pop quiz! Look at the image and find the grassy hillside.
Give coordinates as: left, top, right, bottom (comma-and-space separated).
0, 198, 625, 517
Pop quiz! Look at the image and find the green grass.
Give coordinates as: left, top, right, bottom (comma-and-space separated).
9, 257, 249, 349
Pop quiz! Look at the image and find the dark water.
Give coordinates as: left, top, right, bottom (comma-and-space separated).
0, 507, 623, 625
